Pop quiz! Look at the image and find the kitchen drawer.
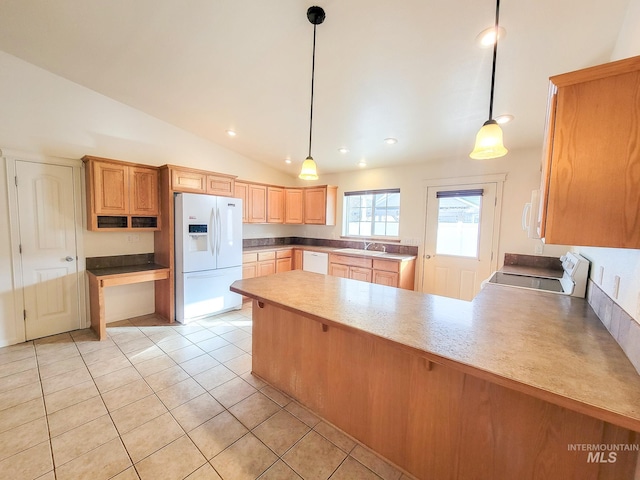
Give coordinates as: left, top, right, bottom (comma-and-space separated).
258, 251, 276, 261
243, 253, 258, 263
276, 249, 292, 259
329, 254, 373, 269
373, 259, 400, 273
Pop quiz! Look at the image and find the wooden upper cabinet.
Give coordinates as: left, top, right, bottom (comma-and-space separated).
231, 181, 336, 225
171, 167, 207, 193
169, 166, 236, 196
248, 184, 267, 223
284, 188, 304, 224
83, 156, 160, 231
130, 166, 159, 216
206, 174, 234, 196
93, 161, 128, 215
234, 181, 249, 223
540, 55, 640, 248
267, 187, 285, 223
304, 186, 337, 225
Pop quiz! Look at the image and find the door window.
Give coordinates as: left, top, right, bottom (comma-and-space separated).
435, 190, 483, 258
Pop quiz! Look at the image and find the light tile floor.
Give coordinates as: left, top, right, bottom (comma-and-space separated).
0, 303, 414, 480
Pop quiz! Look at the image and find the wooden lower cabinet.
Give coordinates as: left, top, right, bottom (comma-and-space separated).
372, 269, 398, 287
276, 249, 292, 273
258, 260, 276, 276
293, 249, 303, 270
329, 254, 415, 290
349, 266, 372, 282
329, 263, 349, 278
253, 302, 639, 480
244, 250, 291, 278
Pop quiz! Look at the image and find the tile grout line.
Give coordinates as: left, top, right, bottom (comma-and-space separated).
34, 337, 65, 480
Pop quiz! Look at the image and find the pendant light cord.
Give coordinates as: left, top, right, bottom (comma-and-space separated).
308, 23, 317, 158
488, 0, 501, 121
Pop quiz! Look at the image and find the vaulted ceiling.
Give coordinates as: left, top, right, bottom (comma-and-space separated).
0, 0, 631, 176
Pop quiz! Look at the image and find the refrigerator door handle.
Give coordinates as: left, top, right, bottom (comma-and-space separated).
209, 208, 215, 256
216, 207, 222, 256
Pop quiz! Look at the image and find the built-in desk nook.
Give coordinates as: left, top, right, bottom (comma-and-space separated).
86, 254, 170, 340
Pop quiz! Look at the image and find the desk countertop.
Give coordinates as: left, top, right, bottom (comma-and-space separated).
86, 263, 169, 277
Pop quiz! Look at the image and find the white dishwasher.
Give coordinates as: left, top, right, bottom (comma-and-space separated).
302, 251, 328, 274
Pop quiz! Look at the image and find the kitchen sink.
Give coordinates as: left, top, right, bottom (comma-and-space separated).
335, 248, 386, 257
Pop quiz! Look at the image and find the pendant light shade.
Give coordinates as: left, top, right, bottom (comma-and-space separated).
470, 0, 508, 160
470, 119, 508, 159
299, 156, 318, 180
299, 6, 325, 180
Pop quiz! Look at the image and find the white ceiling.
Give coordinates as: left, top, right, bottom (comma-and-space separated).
0, 0, 631, 176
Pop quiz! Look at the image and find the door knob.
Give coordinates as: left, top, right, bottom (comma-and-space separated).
65, 256, 74, 262
424, 254, 432, 259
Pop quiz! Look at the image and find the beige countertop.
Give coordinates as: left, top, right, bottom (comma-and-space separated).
242, 244, 416, 261
231, 270, 640, 432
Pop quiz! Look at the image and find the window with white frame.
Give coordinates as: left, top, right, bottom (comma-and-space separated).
343, 189, 400, 238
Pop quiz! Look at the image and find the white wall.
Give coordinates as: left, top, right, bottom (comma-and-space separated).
577, 0, 640, 322
0, 51, 294, 337
297, 147, 570, 289
0, 158, 19, 345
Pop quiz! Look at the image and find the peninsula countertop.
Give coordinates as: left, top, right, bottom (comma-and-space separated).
231, 270, 640, 432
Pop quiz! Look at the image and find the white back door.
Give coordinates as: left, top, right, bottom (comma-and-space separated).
422, 182, 499, 301
16, 160, 81, 340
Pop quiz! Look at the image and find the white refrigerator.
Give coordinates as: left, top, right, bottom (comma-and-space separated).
175, 193, 243, 323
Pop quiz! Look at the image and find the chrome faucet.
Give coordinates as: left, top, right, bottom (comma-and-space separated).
363, 241, 374, 250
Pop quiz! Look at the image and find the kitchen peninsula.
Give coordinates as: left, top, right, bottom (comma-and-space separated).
231, 270, 640, 480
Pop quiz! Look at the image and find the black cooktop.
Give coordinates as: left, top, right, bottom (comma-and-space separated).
488, 272, 564, 293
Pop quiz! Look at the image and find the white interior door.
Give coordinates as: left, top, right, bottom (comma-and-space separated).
422, 182, 498, 301
16, 160, 81, 340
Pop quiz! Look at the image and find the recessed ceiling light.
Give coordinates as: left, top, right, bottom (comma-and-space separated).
338, 147, 349, 154
358, 159, 367, 168
495, 114, 514, 124
284, 158, 292, 164
226, 129, 237, 137
383, 138, 398, 145
476, 26, 506, 48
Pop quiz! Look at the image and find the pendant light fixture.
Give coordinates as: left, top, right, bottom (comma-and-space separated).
470, 0, 508, 159
299, 6, 325, 180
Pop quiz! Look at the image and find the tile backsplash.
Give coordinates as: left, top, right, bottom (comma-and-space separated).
242, 237, 419, 256
587, 279, 640, 375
